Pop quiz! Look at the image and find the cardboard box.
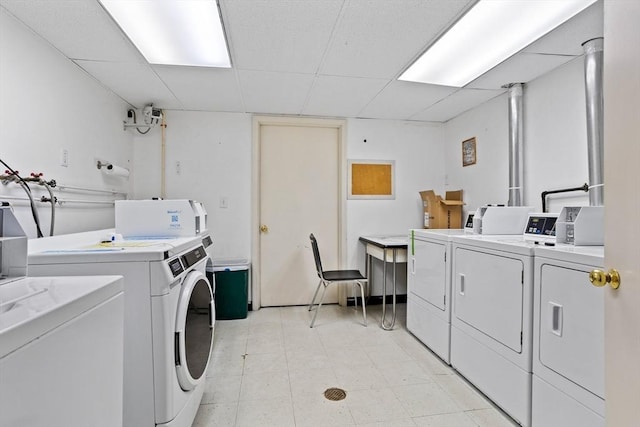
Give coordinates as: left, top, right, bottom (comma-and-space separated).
419, 190, 464, 229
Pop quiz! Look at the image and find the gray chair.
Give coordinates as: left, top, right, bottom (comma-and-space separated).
308, 233, 368, 328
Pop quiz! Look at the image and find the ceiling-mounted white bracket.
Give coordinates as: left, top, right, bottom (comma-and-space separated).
123, 104, 162, 132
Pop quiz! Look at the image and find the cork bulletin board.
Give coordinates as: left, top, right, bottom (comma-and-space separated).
348, 160, 395, 199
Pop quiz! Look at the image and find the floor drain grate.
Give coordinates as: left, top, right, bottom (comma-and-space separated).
324, 387, 347, 401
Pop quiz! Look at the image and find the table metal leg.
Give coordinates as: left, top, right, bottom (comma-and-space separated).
365, 253, 372, 303
381, 248, 398, 330
381, 249, 387, 327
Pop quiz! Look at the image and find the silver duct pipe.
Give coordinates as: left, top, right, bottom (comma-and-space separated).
507, 83, 524, 206
582, 37, 604, 206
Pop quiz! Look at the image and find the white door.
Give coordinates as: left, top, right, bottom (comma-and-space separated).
257, 119, 342, 307
603, 2, 640, 424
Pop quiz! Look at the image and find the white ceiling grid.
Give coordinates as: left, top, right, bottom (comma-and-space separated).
0, 0, 604, 122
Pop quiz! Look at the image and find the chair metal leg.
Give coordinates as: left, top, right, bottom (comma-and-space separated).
353, 283, 358, 310
310, 284, 328, 328
358, 281, 367, 327
308, 279, 323, 311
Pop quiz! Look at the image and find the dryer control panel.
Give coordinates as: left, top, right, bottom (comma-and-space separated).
523, 213, 558, 244
167, 257, 184, 277
181, 246, 207, 269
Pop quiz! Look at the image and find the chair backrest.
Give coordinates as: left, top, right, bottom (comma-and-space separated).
309, 234, 324, 279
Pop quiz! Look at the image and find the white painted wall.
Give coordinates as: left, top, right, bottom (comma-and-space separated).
523, 56, 590, 212
132, 111, 252, 260
346, 118, 445, 295
443, 94, 509, 213
0, 9, 133, 238
444, 57, 590, 217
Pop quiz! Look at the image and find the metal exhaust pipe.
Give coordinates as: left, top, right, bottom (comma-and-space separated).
582, 37, 604, 206
506, 83, 524, 206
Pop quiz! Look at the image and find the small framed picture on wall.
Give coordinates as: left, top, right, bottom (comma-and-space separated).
462, 137, 476, 167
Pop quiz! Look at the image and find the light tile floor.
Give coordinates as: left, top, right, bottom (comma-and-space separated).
193, 303, 519, 427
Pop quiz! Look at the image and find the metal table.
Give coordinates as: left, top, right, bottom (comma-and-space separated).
359, 235, 408, 330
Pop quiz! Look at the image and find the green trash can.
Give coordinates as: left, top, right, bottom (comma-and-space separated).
209, 260, 250, 320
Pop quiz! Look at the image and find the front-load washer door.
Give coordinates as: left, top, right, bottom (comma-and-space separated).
175, 270, 214, 391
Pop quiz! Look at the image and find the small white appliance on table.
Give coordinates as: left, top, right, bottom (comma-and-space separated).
359, 235, 407, 330
115, 199, 208, 239
28, 228, 214, 427
532, 245, 605, 427
0, 205, 124, 427
406, 228, 467, 364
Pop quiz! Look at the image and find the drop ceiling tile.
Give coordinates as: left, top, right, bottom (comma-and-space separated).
74, 60, 181, 110
358, 80, 457, 120
222, 0, 343, 73
153, 66, 244, 112
2, 0, 601, 122
302, 75, 389, 118
237, 70, 315, 115
320, 0, 474, 79
524, 0, 603, 56
1, 0, 143, 62
466, 53, 578, 90
411, 88, 505, 122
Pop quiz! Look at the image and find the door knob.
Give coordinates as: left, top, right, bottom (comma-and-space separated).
589, 269, 621, 289
260, 224, 269, 233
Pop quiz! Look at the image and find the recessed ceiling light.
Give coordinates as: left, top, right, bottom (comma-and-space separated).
99, 0, 231, 68
399, 0, 597, 87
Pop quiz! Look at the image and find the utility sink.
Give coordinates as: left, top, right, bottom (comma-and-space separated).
0, 279, 48, 314
0, 276, 123, 355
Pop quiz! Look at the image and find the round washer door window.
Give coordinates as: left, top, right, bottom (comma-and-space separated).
175, 271, 215, 391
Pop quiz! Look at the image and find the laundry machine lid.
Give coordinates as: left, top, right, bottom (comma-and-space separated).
27, 229, 205, 264
411, 228, 467, 242
174, 270, 214, 391
0, 275, 123, 357
534, 245, 604, 265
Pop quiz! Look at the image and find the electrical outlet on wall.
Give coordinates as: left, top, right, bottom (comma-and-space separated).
175, 161, 181, 175
60, 148, 69, 167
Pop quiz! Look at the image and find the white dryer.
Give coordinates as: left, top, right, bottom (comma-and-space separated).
450, 234, 535, 427
0, 275, 124, 427
407, 229, 466, 364
532, 245, 604, 427
28, 230, 215, 427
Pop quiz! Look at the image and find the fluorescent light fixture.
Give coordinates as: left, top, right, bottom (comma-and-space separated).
99, 0, 231, 68
399, 0, 597, 87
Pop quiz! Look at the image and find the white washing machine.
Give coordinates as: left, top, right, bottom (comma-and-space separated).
407, 229, 467, 364
0, 275, 124, 427
450, 234, 536, 427
27, 230, 215, 427
532, 245, 604, 427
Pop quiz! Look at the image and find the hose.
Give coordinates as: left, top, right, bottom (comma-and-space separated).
18, 180, 43, 238
0, 157, 46, 237
40, 180, 56, 236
